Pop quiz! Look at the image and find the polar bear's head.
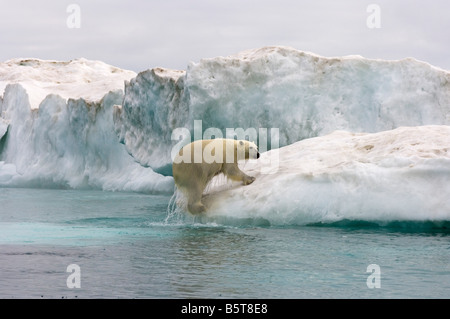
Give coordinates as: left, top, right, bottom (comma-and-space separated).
236, 140, 260, 160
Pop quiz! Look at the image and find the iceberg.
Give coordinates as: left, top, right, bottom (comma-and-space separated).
117, 46, 450, 171
0, 60, 172, 193
0, 46, 449, 224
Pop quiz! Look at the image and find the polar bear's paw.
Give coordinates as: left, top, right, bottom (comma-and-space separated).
188, 202, 207, 214
243, 175, 256, 185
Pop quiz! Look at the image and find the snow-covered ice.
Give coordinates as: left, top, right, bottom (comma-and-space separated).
0, 58, 136, 109
201, 125, 450, 225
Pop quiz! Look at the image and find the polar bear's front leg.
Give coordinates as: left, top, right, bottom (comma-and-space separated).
223, 163, 255, 185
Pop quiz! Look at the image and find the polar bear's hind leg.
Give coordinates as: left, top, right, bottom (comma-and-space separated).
186, 185, 207, 214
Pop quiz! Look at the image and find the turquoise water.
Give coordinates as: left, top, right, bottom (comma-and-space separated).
0, 188, 449, 298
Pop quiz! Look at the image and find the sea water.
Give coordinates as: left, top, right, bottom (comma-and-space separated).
0, 188, 449, 299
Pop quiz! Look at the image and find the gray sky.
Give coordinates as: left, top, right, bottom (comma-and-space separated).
1, 0, 449, 72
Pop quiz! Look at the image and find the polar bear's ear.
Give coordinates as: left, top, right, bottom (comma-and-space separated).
239, 140, 244, 146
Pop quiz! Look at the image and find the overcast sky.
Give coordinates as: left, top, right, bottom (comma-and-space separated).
1, 0, 449, 72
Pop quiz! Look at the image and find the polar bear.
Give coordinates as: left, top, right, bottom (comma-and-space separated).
172, 138, 260, 214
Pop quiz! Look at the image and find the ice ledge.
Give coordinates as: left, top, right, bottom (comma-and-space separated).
0, 58, 137, 109
190, 45, 450, 73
